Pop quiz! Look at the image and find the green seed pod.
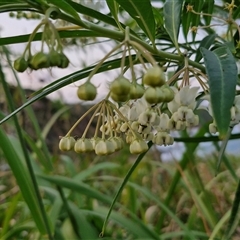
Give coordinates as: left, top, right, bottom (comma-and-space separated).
143, 66, 165, 87
110, 92, 129, 102
49, 50, 62, 67
77, 82, 97, 101
129, 139, 148, 154
161, 85, 175, 102
110, 76, 131, 95
14, 57, 28, 72
58, 53, 69, 68
29, 52, 50, 70
59, 136, 76, 151
129, 84, 145, 99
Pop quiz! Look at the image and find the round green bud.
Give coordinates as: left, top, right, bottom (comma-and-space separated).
95, 139, 115, 155
129, 84, 145, 99
9, 12, 15, 18
29, 52, 50, 70
144, 87, 163, 104
59, 136, 76, 151
14, 57, 28, 72
77, 82, 97, 101
58, 53, 69, 68
110, 76, 131, 95
129, 139, 148, 154
74, 138, 93, 153
143, 66, 165, 87
49, 50, 62, 67
110, 92, 129, 102
161, 85, 175, 102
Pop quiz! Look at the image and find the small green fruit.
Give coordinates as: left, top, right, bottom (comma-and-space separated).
143, 66, 165, 87
77, 82, 97, 101
110, 76, 131, 95
14, 57, 28, 72
29, 52, 49, 70
129, 84, 145, 99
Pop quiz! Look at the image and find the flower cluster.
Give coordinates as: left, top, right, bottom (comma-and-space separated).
205, 95, 240, 134
14, 12, 69, 72
59, 83, 201, 156
58, 26, 204, 156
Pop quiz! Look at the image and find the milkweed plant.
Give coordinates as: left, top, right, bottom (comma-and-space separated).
1, 0, 240, 239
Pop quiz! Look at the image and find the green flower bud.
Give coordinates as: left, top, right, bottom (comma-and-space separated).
49, 50, 62, 67
95, 139, 115, 155
161, 85, 175, 102
108, 137, 124, 151
143, 66, 165, 87
59, 136, 76, 151
77, 82, 97, 101
58, 53, 69, 68
129, 84, 145, 99
110, 76, 131, 95
74, 138, 93, 153
144, 87, 163, 104
29, 52, 50, 70
129, 139, 148, 154
110, 92, 129, 102
14, 57, 28, 72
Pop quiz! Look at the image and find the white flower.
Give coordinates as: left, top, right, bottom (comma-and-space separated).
174, 86, 199, 109
157, 113, 170, 132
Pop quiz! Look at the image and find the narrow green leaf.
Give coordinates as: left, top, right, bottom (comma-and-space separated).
115, 0, 155, 42
202, 0, 214, 25
69, 203, 98, 239
101, 142, 152, 236
0, 30, 106, 46
191, 0, 204, 40
0, 130, 46, 234
37, 174, 113, 204
47, 0, 80, 20
195, 33, 216, 62
74, 162, 119, 181
233, 5, 240, 19
164, 0, 183, 51
106, 0, 123, 31
201, 46, 237, 138
182, 0, 194, 39
216, 127, 232, 174
224, 179, 240, 239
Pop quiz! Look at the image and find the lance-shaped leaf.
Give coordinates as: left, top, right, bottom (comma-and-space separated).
201, 46, 237, 138
164, 0, 183, 51
115, 0, 155, 42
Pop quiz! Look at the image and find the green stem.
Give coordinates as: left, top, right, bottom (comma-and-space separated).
81, 103, 102, 139
57, 12, 205, 71
66, 102, 100, 136
87, 42, 125, 81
